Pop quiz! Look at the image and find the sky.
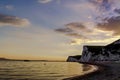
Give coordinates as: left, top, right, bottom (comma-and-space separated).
0, 0, 120, 60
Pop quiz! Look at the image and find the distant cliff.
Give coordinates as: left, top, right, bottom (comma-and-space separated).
67, 55, 81, 62
0, 58, 10, 61
67, 39, 120, 63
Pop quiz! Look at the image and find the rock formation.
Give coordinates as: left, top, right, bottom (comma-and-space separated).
67, 39, 120, 63
67, 55, 81, 62
80, 39, 120, 63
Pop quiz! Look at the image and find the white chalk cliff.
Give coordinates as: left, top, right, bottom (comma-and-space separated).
80, 39, 120, 62
67, 39, 120, 63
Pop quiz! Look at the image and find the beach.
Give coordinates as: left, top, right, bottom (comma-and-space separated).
63, 62, 120, 80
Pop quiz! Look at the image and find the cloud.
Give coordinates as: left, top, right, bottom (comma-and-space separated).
64, 0, 120, 23
114, 8, 120, 14
55, 22, 91, 39
66, 33, 87, 39
97, 0, 120, 36
38, 0, 52, 4
97, 16, 120, 35
55, 28, 72, 33
56, 22, 112, 38
55, 22, 117, 45
90, 0, 120, 36
0, 14, 30, 27
65, 22, 92, 32
55, 0, 120, 45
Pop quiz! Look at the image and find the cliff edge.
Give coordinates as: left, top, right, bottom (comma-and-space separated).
67, 39, 120, 63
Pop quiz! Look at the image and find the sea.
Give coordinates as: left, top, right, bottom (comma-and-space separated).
0, 61, 96, 80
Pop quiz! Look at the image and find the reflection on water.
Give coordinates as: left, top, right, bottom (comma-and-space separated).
0, 61, 95, 80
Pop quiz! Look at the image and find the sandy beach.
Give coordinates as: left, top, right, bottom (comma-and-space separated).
63, 62, 120, 80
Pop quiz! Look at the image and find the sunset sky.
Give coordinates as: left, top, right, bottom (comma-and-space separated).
0, 0, 120, 60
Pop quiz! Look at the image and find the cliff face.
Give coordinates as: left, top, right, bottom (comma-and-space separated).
80, 39, 120, 63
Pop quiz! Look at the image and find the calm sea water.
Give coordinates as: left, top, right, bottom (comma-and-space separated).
0, 61, 96, 80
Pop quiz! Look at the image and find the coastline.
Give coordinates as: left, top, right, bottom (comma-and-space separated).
63, 62, 120, 80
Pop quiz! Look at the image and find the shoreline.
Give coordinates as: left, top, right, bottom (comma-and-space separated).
63, 62, 120, 80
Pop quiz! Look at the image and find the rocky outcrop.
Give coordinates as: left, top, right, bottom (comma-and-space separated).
67, 55, 81, 62
80, 39, 120, 63
67, 39, 120, 63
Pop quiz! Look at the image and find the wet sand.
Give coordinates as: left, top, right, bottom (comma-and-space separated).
63, 62, 120, 80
